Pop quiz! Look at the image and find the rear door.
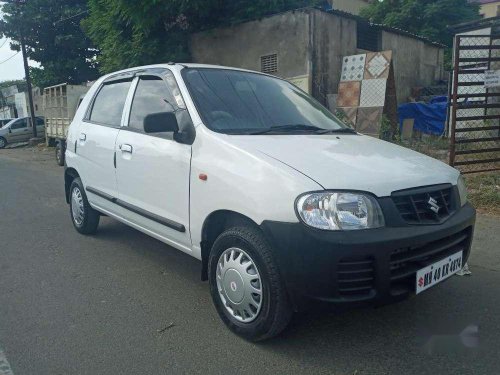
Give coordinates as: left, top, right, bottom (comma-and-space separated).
114, 70, 194, 250
35, 117, 45, 136
76, 78, 133, 211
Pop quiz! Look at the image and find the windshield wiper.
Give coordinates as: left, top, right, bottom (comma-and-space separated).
249, 124, 357, 135
317, 128, 357, 134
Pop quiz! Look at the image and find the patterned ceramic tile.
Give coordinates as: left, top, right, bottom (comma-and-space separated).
356, 107, 383, 137
364, 51, 392, 80
359, 79, 387, 108
341, 54, 367, 82
338, 107, 358, 127
337, 81, 361, 107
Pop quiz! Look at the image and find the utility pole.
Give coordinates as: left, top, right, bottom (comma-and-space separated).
5, 0, 38, 138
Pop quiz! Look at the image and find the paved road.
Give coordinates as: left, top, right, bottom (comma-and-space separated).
0, 147, 499, 375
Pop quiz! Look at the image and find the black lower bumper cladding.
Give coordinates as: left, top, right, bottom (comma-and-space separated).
260, 204, 476, 311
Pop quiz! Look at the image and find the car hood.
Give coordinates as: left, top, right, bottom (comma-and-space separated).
227, 134, 459, 197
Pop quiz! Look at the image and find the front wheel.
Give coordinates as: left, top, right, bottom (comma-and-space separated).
55, 141, 65, 166
208, 226, 292, 341
69, 177, 100, 235
0, 137, 7, 149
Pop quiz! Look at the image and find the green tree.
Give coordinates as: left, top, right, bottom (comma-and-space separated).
0, 0, 99, 88
360, 0, 481, 48
82, 0, 319, 74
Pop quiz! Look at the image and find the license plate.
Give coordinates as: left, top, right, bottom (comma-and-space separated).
416, 251, 463, 294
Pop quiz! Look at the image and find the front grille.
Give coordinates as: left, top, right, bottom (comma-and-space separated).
392, 186, 454, 224
338, 256, 375, 297
390, 228, 471, 291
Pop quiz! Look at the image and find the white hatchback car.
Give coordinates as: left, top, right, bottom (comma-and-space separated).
64, 64, 475, 341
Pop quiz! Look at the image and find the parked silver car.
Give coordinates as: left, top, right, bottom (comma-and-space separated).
0, 117, 45, 148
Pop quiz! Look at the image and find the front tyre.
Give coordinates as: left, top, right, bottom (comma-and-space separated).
69, 177, 100, 235
0, 137, 7, 149
208, 226, 292, 341
55, 141, 65, 166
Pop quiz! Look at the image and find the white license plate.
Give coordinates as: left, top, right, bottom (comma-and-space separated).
416, 251, 463, 294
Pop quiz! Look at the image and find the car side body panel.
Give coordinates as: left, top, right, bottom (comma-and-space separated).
189, 126, 322, 259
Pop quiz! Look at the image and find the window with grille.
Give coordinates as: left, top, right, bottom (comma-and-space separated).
357, 22, 381, 52
260, 54, 278, 74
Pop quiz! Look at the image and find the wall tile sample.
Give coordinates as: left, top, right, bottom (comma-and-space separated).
359, 78, 387, 107
356, 107, 383, 137
364, 51, 392, 79
337, 81, 361, 107
341, 54, 367, 82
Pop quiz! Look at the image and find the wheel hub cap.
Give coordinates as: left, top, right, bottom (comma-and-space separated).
216, 248, 262, 323
71, 187, 84, 226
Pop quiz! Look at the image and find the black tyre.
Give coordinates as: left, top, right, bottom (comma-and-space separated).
208, 226, 292, 341
55, 141, 65, 166
0, 137, 7, 149
69, 177, 100, 235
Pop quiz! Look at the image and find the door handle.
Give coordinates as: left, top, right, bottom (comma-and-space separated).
79, 133, 86, 141
120, 144, 133, 153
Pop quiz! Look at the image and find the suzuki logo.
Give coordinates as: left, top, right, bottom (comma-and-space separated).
428, 197, 441, 214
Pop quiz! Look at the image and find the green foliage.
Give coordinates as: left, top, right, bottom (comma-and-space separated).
83, 0, 320, 74
360, 0, 480, 48
0, 0, 99, 88
379, 114, 400, 141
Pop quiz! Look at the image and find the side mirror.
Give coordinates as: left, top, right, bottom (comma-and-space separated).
144, 112, 179, 134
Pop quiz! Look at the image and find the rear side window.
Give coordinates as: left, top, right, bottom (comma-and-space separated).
89, 80, 131, 126
128, 77, 174, 131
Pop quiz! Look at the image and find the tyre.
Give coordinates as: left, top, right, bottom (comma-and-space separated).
69, 177, 100, 235
0, 137, 7, 149
208, 226, 292, 341
55, 141, 65, 166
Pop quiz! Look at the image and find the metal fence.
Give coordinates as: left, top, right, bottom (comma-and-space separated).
449, 34, 500, 174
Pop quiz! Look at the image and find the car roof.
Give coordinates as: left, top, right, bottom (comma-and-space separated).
101, 63, 272, 81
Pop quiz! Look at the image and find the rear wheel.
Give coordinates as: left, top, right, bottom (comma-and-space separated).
208, 226, 292, 341
55, 141, 65, 166
0, 137, 6, 149
69, 177, 100, 235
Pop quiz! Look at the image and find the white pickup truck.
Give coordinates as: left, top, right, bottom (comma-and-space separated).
63, 63, 476, 341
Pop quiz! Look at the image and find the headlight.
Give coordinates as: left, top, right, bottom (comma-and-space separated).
296, 192, 385, 230
457, 175, 467, 206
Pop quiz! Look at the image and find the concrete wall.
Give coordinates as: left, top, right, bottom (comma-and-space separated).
480, 1, 500, 18
311, 10, 357, 103
190, 10, 311, 89
381, 31, 445, 103
328, 0, 370, 15
190, 8, 445, 106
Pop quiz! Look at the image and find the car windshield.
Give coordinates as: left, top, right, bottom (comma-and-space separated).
182, 68, 351, 135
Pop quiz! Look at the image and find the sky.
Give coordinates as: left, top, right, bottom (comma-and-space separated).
0, 36, 25, 82
0, 2, 32, 82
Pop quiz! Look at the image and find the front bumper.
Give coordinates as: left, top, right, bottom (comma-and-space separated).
260, 203, 476, 311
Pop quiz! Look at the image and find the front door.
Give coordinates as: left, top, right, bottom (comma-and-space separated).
7, 118, 30, 142
115, 73, 193, 250
76, 79, 133, 210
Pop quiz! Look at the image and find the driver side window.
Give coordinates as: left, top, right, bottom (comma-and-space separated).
128, 77, 174, 132
11, 119, 27, 130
